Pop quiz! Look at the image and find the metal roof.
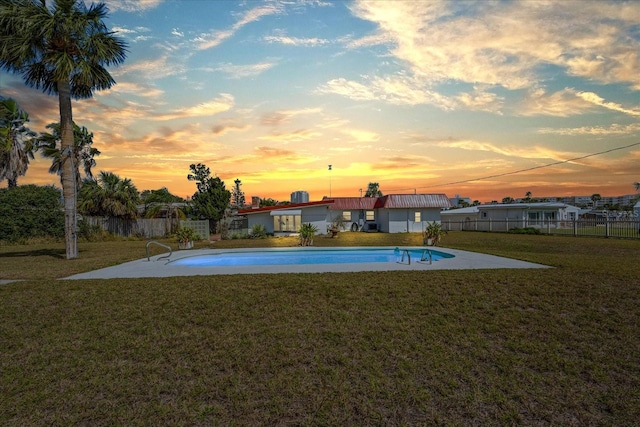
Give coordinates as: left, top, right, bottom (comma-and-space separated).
324, 197, 379, 210
238, 200, 333, 215
325, 194, 453, 210
380, 194, 453, 209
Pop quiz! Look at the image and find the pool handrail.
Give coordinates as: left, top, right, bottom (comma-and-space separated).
146, 240, 172, 261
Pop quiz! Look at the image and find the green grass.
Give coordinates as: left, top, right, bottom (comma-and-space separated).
1, 232, 639, 425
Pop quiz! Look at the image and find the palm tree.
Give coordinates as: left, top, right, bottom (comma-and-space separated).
0, 0, 127, 259
78, 171, 139, 219
0, 98, 36, 188
634, 182, 640, 191
36, 122, 100, 186
591, 193, 602, 209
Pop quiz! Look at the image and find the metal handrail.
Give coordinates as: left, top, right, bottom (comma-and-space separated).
146, 241, 172, 261
420, 248, 433, 264
400, 249, 411, 265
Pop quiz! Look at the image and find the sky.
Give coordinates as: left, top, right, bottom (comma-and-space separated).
2, 0, 640, 203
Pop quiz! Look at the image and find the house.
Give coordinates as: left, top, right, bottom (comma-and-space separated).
237, 200, 334, 236
237, 194, 453, 235
441, 202, 581, 231
325, 194, 453, 233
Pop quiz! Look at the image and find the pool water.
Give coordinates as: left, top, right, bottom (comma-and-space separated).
168, 247, 454, 267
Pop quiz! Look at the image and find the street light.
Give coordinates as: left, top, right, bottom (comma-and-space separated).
328, 164, 332, 197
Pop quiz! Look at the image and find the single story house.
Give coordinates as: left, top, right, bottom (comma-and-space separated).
237, 200, 334, 236
441, 202, 581, 231
326, 194, 453, 233
237, 194, 453, 235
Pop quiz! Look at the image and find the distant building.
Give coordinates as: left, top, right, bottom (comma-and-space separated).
290, 190, 309, 204
449, 194, 472, 207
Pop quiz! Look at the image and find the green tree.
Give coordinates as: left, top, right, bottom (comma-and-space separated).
140, 187, 186, 235
523, 191, 532, 203
591, 193, 602, 209
259, 197, 279, 207
0, 98, 36, 188
0, 184, 64, 242
502, 196, 514, 204
634, 182, 639, 191
232, 178, 245, 207
0, 0, 127, 259
78, 171, 139, 219
187, 163, 231, 224
36, 122, 100, 186
364, 182, 383, 197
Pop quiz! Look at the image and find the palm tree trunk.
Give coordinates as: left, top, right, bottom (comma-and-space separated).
58, 79, 78, 259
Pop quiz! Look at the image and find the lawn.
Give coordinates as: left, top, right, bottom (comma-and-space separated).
1, 232, 639, 425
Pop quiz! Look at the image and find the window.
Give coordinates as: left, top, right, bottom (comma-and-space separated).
366, 210, 375, 221
273, 214, 300, 232
414, 211, 421, 222
343, 211, 351, 221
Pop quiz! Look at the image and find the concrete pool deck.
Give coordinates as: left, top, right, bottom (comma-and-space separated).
63, 247, 550, 280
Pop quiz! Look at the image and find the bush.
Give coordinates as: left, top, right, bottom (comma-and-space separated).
0, 185, 64, 243
77, 220, 107, 242
249, 224, 267, 239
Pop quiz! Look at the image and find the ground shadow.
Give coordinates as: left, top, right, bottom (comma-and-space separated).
0, 248, 66, 260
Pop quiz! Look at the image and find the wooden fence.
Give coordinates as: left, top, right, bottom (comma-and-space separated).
82, 217, 209, 239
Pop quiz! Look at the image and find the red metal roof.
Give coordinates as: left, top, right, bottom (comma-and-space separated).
323, 197, 379, 210
238, 200, 333, 215
324, 194, 453, 210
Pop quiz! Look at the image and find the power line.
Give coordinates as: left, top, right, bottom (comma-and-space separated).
386, 141, 640, 193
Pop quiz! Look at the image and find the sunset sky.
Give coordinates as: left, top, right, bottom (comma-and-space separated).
2, 0, 639, 203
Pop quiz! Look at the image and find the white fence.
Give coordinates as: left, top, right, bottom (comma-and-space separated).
442, 218, 640, 239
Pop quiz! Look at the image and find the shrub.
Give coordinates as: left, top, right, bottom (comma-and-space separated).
249, 224, 267, 239
299, 223, 318, 246
0, 185, 64, 242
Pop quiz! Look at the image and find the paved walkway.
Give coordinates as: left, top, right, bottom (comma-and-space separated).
63, 247, 550, 280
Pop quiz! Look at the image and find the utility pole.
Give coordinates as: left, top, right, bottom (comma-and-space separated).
328, 165, 332, 197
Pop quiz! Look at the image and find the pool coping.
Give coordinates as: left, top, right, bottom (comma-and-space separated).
62, 246, 551, 280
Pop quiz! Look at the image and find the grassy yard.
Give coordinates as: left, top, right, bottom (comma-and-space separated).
1, 232, 639, 425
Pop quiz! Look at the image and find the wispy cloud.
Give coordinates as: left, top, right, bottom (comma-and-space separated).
537, 123, 640, 136
103, 0, 162, 13
152, 94, 235, 121
264, 35, 329, 47
339, 0, 640, 106
195, 4, 282, 50
213, 62, 278, 78
576, 91, 640, 116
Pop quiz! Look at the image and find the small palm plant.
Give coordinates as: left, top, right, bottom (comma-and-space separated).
175, 226, 199, 249
299, 223, 318, 246
423, 221, 446, 246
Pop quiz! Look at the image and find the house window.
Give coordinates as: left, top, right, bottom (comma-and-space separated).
366, 210, 375, 221
273, 214, 300, 232
482, 212, 487, 218
414, 211, 421, 222
342, 211, 351, 221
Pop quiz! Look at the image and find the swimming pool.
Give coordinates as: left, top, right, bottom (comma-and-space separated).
168, 247, 455, 267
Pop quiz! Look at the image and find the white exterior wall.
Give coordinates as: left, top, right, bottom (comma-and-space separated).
386, 209, 442, 233
246, 205, 329, 235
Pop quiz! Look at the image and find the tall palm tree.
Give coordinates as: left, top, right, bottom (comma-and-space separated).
0, 0, 127, 259
0, 98, 36, 188
78, 171, 139, 219
36, 122, 100, 186
634, 182, 640, 191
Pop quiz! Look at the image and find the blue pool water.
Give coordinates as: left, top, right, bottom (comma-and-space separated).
169, 247, 454, 267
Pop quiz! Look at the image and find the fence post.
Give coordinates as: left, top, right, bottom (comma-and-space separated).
574, 219, 578, 236
605, 216, 610, 237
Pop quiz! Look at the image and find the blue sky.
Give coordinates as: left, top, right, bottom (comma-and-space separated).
2, 0, 639, 202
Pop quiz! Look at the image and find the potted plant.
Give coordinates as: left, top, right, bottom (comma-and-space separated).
175, 226, 199, 249
423, 221, 446, 246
